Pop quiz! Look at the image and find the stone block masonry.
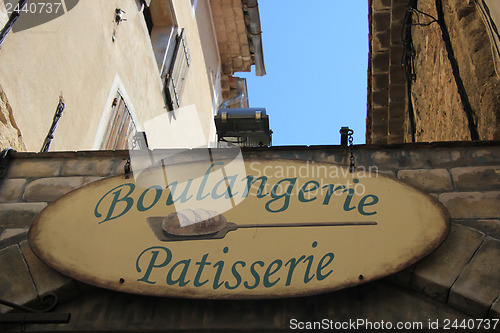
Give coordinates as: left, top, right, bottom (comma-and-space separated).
0, 143, 498, 325
368, 0, 500, 143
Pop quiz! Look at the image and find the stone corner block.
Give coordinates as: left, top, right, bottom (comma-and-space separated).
489, 297, 500, 319
0, 227, 28, 249
467, 147, 500, 165
456, 219, 500, 240
0, 244, 37, 313
20, 241, 78, 303
385, 265, 415, 288
398, 168, 453, 193
439, 192, 500, 219
412, 223, 485, 303
5, 159, 61, 178
0, 202, 47, 229
367, 150, 401, 170
424, 149, 466, 168
450, 166, 500, 191
449, 237, 500, 318
0, 178, 27, 202
23, 177, 84, 202
62, 158, 114, 176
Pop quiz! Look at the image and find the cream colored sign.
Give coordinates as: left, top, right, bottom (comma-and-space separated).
28, 159, 449, 298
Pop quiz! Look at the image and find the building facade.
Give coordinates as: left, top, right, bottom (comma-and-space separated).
0, 0, 265, 152
367, 0, 500, 143
0, 1, 499, 332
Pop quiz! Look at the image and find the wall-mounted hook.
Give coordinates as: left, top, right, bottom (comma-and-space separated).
115, 8, 127, 24
112, 9, 127, 42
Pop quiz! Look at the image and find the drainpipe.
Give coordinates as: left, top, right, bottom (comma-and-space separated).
219, 78, 248, 109
219, 91, 245, 109
245, 0, 266, 76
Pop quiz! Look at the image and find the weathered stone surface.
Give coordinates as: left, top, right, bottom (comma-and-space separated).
375, 169, 396, 177
372, 12, 391, 34
0, 245, 37, 313
490, 296, 500, 319
439, 192, 500, 219
0, 227, 27, 249
372, 73, 389, 91
373, 0, 391, 11
20, 241, 78, 302
412, 224, 485, 302
398, 169, 453, 192
449, 237, 500, 317
406, 0, 500, 143
23, 177, 84, 202
369, 150, 401, 169
399, 150, 429, 169
455, 219, 500, 240
28, 280, 473, 332
62, 158, 114, 176
451, 166, 500, 191
425, 149, 466, 168
372, 52, 390, 72
373, 31, 391, 51
385, 265, 415, 288
0, 202, 47, 229
0, 178, 26, 202
83, 176, 105, 185
5, 159, 61, 178
468, 147, 500, 165
372, 90, 389, 107
112, 157, 129, 175
0, 84, 26, 152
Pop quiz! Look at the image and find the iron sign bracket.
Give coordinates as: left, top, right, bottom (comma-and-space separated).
0, 293, 71, 325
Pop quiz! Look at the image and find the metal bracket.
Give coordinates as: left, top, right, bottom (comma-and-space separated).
339, 127, 353, 147
339, 127, 355, 173
0, 293, 71, 325
124, 157, 131, 179
0, 148, 15, 178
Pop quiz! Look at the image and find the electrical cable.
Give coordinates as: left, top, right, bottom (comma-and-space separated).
435, 0, 480, 141
475, 0, 500, 79
401, 0, 480, 141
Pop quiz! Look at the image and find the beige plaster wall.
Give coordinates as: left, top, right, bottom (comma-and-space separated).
0, 0, 221, 151
170, 0, 221, 146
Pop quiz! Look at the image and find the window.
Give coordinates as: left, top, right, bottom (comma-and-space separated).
164, 28, 190, 110
142, 0, 190, 111
100, 92, 137, 150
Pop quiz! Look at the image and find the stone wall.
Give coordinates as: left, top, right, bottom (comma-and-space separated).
0, 144, 499, 331
368, 0, 408, 144
0, 84, 26, 152
411, 0, 500, 142
367, 0, 500, 143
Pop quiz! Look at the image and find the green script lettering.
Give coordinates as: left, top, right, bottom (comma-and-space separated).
265, 178, 296, 213
298, 180, 320, 203
137, 185, 162, 212
95, 183, 135, 224
358, 194, 379, 216
136, 246, 172, 284
263, 259, 283, 288
316, 253, 334, 280
243, 261, 264, 289
166, 259, 191, 287
225, 261, 246, 290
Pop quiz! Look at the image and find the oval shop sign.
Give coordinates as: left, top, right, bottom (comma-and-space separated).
28, 158, 450, 299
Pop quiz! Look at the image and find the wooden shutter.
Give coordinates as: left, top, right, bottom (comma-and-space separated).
165, 29, 190, 110
100, 93, 136, 150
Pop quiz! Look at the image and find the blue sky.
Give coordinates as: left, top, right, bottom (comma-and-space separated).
239, 1, 369, 145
